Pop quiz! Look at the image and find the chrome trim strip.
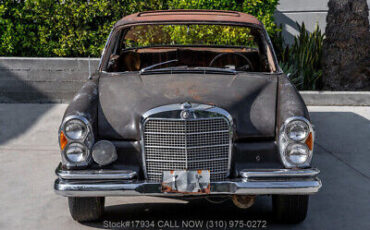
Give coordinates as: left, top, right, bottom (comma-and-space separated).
240, 168, 320, 178
147, 171, 228, 175
54, 177, 322, 197
144, 144, 230, 149
184, 121, 188, 169
142, 117, 231, 121
146, 157, 229, 163
142, 103, 233, 121
144, 130, 229, 135
55, 163, 136, 180
139, 119, 148, 179
145, 159, 187, 163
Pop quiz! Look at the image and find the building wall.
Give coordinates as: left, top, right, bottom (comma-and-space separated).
275, 0, 370, 44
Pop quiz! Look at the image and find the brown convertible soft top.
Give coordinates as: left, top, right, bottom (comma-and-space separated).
115, 10, 262, 27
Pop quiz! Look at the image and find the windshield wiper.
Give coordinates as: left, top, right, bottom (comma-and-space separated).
194, 67, 237, 75
139, 66, 238, 75
139, 59, 179, 74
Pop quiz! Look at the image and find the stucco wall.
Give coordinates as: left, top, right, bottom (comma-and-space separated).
0, 57, 99, 103
275, 0, 370, 44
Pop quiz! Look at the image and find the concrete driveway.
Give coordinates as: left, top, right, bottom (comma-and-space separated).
0, 104, 369, 230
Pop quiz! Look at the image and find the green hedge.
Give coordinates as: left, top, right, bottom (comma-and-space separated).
0, 0, 279, 57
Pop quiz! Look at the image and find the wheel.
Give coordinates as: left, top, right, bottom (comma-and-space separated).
68, 197, 105, 222
272, 195, 309, 224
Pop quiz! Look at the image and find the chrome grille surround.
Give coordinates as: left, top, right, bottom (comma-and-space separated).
141, 103, 233, 182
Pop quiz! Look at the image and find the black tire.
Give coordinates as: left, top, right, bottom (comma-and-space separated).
272, 195, 309, 224
68, 197, 105, 222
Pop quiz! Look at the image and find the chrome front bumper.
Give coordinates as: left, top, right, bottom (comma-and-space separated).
54, 164, 321, 197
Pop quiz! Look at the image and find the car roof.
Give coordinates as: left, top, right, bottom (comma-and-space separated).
115, 10, 262, 27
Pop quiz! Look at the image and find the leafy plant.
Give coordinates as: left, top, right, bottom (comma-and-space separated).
168, 0, 279, 36
278, 23, 325, 90
0, 0, 279, 57
124, 24, 258, 48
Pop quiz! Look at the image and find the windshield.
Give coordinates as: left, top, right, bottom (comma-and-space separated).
123, 24, 259, 48
106, 24, 271, 73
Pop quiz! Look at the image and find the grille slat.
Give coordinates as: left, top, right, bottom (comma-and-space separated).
143, 117, 231, 182
145, 130, 229, 135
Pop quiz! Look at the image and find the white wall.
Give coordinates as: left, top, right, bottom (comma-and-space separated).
275, 0, 370, 44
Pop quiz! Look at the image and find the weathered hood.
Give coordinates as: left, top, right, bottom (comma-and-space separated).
97, 72, 278, 141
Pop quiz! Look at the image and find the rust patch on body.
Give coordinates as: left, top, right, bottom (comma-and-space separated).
188, 86, 203, 101
161, 183, 211, 194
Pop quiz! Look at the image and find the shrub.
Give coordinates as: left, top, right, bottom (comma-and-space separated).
0, 0, 165, 57
278, 23, 325, 90
168, 0, 279, 36
0, 0, 278, 57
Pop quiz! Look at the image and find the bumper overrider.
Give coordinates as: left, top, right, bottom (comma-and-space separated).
54, 163, 321, 197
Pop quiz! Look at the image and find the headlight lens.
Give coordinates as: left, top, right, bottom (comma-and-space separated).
65, 143, 88, 163
92, 140, 117, 166
64, 119, 87, 140
279, 117, 313, 168
59, 116, 94, 167
285, 120, 309, 141
285, 143, 309, 165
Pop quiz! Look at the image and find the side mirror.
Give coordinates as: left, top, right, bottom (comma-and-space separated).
287, 73, 292, 78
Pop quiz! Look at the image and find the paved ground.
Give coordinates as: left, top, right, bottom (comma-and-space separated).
0, 104, 369, 230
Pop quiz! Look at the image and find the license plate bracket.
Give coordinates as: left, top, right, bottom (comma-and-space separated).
162, 170, 210, 194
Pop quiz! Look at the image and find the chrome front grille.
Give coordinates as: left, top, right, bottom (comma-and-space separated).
143, 117, 231, 182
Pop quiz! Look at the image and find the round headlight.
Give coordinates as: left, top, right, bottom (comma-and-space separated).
64, 119, 87, 140
65, 143, 88, 163
285, 143, 309, 165
285, 120, 309, 141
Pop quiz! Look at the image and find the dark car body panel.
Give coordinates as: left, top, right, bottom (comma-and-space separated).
61, 72, 309, 176
276, 76, 310, 129
63, 78, 99, 138
97, 72, 278, 141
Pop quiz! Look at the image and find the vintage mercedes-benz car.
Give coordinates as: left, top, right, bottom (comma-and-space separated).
54, 10, 321, 223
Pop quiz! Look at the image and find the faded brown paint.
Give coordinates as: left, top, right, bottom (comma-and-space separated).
188, 85, 204, 101
116, 10, 262, 27
165, 80, 211, 101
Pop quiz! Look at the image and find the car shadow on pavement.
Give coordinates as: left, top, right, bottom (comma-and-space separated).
0, 62, 54, 146
310, 111, 370, 178
0, 59, 89, 146
0, 103, 56, 146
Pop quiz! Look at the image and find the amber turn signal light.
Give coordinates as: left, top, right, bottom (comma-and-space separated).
305, 132, 313, 150
59, 131, 68, 150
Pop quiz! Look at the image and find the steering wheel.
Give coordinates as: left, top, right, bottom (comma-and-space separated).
209, 53, 254, 71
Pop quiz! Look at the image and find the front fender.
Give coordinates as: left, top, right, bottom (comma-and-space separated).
62, 78, 99, 137
276, 75, 310, 136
